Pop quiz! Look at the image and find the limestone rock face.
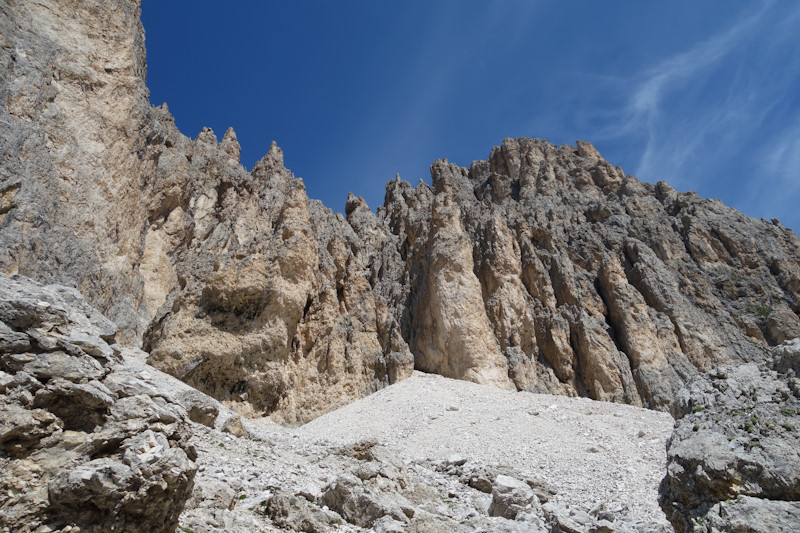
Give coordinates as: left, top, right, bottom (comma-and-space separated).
0, 0, 153, 343
140, 141, 411, 423
0, 0, 411, 423
363, 138, 800, 409
658, 339, 800, 532
0, 274, 196, 533
2, 0, 800, 422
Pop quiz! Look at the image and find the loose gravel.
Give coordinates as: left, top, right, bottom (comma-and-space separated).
179, 371, 675, 532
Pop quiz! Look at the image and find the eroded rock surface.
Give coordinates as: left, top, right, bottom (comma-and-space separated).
1, 0, 411, 423
362, 139, 800, 410
2, 0, 799, 424
659, 338, 800, 532
0, 274, 196, 533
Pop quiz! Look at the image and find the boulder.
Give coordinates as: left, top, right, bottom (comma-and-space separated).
659, 340, 800, 532
488, 474, 538, 519
0, 274, 197, 533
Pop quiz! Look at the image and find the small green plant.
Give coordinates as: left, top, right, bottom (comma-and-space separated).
179, 527, 195, 533
746, 304, 772, 318
727, 436, 734, 441
781, 408, 795, 416
239, 494, 247, 500
783, 423, 794, 431
730, 272, 748, 283
329, 519, 342, 526
693, 424, 700, 432
744, 420, 754, 433
289, 497, 298, 507
750, 441, 762, 448
218, 443, 225, 448
692, 405, 704, 413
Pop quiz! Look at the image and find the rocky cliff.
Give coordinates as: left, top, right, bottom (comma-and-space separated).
360, 139, 800, 411
2, 0, 799, 423
1, 0, 412, 423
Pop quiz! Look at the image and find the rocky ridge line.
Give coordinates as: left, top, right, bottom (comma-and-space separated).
2, 0, 799, 424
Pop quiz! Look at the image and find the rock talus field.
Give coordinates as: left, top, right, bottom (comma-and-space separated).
1, 0, 800, 532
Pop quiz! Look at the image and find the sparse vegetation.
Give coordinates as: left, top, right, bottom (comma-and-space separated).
746, 303, 772, 318
730, 272, 749, 283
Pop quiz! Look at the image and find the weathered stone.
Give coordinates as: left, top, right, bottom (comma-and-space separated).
265, 492, 341, 533
1, 0, 799, 427
702, 496, 800, 533
488, 474, 538, 519
0, 274, 196, 533
320, 473, 413, 527
659, 340, 800, 532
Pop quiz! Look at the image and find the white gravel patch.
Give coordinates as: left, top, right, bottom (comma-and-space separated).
180, 371, 675, 531
297, 371, 674, 526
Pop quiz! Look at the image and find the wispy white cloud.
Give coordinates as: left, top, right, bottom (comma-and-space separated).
583, 0, 800, 229
621, 2, 773, 180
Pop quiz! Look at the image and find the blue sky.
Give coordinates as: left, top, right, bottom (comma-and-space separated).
142, 1, 800, 232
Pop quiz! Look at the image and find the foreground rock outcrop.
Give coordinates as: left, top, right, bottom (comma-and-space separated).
2, 0, 799, 424
659, 338, 800, 532
0, 274, 197, 533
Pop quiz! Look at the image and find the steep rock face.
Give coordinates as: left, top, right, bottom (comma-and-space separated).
0, 0, 412, 423
0, 274, 197, 533
0, 0, 154, 342
2, 0, 799, 422
658, 339, 800, 532
142, 139, 413, 423
354, 138, 800, 409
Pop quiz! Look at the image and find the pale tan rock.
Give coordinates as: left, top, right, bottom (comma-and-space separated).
371, 137, 800, 410
413, 192, 514, 389
1, 0, 799, 426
